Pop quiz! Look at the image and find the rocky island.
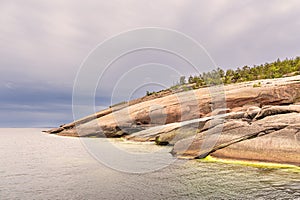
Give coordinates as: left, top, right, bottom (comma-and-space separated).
45, 74, 300, 166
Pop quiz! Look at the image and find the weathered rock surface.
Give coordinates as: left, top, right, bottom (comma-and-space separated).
172, 110, 300, 165
125, 116, 212, 143
46, 76, 300, 138
45, 76, 300, 165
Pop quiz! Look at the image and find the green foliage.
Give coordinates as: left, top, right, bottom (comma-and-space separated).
179, 76, 186, 85
146, 91, 156, 96
109, 101, 127, 108
253, 82, 261, 88
179, 57, 300, 89
146, 57, 300, 96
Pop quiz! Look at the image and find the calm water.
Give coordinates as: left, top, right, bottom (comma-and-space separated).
0, 128, 299, 200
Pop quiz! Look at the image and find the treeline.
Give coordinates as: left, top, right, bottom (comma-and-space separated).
146, 57, 300, 96
183, 57, 300, 88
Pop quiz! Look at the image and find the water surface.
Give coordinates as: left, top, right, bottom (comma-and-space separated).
0, 128, 299, 199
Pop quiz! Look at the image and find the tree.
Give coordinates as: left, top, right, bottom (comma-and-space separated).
188, 75, 194, 84
179, 76, 186, 85
217, 67, 225, 78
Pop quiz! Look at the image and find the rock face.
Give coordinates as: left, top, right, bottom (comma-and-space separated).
45, 76, 300, 165
172, 109, 300, 165
46, 77, 300, 137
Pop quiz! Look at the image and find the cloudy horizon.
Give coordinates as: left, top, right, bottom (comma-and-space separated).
1, 0, 300, 127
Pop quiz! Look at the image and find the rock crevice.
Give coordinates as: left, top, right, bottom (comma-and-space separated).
45, 76, 300, 165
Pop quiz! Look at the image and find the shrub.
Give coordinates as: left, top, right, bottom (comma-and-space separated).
253, 82, 261, 88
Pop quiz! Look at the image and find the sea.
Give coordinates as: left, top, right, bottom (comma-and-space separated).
0, 128, 299, 199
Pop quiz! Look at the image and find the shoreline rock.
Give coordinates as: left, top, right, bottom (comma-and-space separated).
172, 111, 300, 166
45, 76, 300, 166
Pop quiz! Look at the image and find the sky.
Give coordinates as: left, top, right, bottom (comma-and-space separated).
1, 0, 300, 127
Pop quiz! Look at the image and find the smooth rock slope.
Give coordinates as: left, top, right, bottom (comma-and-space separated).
46, 76, 300, 165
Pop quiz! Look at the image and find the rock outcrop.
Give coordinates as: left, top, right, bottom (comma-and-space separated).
45, 76, 300, 165
172, 109, 300, 165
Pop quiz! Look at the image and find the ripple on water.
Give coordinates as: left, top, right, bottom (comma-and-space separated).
0, 128, 300, 200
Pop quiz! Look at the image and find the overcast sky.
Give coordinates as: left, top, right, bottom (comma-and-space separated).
1, 0, 300, 127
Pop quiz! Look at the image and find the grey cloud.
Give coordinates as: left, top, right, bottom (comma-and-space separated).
0, 80, 111, 127
0, 0, 300, 127
175, 0, 300, 68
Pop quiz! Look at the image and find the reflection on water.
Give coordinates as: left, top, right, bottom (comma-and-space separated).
0, 128, 299, 199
